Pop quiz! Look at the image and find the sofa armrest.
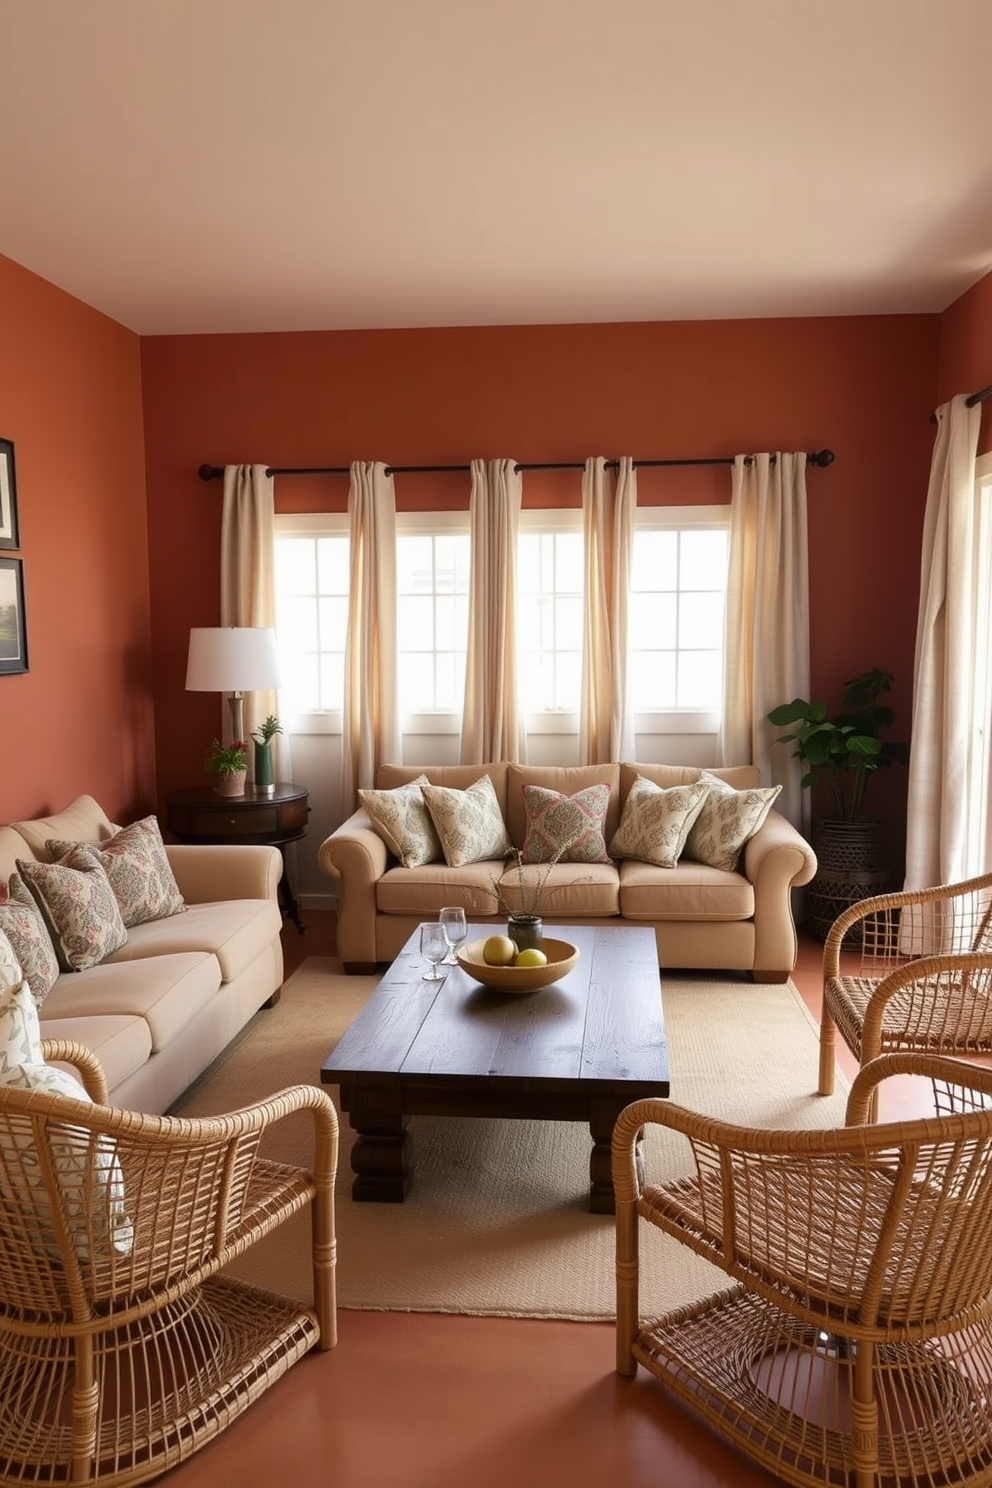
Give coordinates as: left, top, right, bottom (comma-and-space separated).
165, 843, 283, 905
317, 811, 389, 965
742, 809, 817, 981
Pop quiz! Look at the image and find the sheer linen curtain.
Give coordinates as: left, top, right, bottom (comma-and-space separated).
903, 394, 983, 890
220, 463, 292, 782
460, 457, 526, 764
717, 452, 810, 832
340, 461, 399, 810
579, 455, 635, 763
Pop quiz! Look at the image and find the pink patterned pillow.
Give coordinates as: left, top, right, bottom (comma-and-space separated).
520, 784, 613, 864
48, 815, 185, 928
0, 880, 60, 1007
15, 851, 128, 972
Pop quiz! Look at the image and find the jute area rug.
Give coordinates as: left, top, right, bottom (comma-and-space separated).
173, 956, 849, 1322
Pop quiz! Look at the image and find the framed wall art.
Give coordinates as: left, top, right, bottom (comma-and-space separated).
0, 439, 19, 550
0, 557, 28, 674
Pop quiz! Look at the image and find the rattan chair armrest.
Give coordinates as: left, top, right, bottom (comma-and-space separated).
853, 950, 992, 1065
846, 1051, 992, 1125
823, 870, 992, 975
39, 1038, 110, 1103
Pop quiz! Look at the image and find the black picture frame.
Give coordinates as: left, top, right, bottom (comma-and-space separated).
0, 558, 28, 674
0, 439, 18, 550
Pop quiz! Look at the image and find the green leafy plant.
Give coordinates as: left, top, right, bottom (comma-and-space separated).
767, 667, 896, 821
204, 739, 248, 775
251, 714, 283, 745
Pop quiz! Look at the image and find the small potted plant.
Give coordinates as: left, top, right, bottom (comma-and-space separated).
204, 739, 249, 798
250, 714, 282, 795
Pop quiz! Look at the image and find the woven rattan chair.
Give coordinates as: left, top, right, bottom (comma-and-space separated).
614, 1052, 992, 1488
818, 870, 992, 1105
0, 1039, 338, 1487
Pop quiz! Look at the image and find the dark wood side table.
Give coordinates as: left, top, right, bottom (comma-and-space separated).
165, 783, 310, 934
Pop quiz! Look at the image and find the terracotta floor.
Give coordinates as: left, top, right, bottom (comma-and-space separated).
158, 919, 889, 1488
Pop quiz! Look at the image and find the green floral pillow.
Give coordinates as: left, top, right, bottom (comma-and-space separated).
48, 815, 185, 928
609, 777, 709, 869
682, 771, 782, 872
0, 978, 134, 1260
422, 775, 513, 868
358, 775, 441, 868
15, 851, 128, 972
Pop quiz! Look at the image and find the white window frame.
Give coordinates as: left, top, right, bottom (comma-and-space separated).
274, 512, 349, 735
517, 508, 584, 734
630, 505, 730, 736
395, 509, 471, 736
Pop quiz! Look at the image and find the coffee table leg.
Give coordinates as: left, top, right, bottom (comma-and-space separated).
349, 1111, 412, 1202
589, 1112, 644, 1214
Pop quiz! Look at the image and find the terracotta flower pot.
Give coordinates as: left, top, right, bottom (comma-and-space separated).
213, 769, 247, 798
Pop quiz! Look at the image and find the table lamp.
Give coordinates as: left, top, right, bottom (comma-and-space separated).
185, 627, 282, 744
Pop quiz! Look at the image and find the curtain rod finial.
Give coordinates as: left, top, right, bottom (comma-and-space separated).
810, 449, 835, 467
198, 464, 223, 482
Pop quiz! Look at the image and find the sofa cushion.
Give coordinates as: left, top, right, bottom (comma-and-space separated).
683, 772, 782, 872
0, 890, 59, 1008
10, 795, 116, 861
40, 951, 221, 1054
102, 899, 281, 985
48, 816, 185, 928
422, 775, 513, 868
0, 978, 134, 1260
609, 776, 709, 868
520, 783, 613, 864
39, 1012, 152, 1094
376, 862, 501, 918
358, 774, 441, 867
617, 858, 755, 921
14, 854, 128, 972
506, 764, 621, 849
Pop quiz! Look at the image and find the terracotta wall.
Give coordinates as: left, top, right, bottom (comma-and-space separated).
141, 314, 940, 865
938, 268, 992, 451
0, 253, 152, 825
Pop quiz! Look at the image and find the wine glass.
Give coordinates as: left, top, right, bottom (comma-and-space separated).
439, 905, 468, 965
419, 921, 449, 981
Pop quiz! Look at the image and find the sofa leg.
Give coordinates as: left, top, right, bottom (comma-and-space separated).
752, 970, 790, 984
262, 989, 282, 1008
343, 962, 378, 975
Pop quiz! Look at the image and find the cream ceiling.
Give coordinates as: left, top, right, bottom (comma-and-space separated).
2, 0, 991, 336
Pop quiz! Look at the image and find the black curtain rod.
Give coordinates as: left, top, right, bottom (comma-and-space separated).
928, 381, 992, 423
197, 449, 835, 482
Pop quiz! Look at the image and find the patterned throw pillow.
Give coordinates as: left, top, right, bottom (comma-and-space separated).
683, 771, 783, 872
0, 883, 60, 1008
0, 926, 22, 992
358, 775, 441, 868
48, 815, 185, 928
421, 775, 513, 868
521, 783, 613, 864
15, 851, 128, 972
609, 777, 710, 869
0, 978, 133, 1260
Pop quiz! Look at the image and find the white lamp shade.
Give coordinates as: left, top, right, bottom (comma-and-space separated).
185, 627, 282, 692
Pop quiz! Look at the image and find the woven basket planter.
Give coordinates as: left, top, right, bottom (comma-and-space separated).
805, 818, 890, 941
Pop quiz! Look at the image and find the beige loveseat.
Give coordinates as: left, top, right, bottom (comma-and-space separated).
0, 794, 283, 1113
319, 763, 817, 981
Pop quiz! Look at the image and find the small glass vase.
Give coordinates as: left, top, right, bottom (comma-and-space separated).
507, 914, 543, 954
253, 740, 275, 795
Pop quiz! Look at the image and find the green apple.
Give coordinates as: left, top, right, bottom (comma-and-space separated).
482, 935, 516, 966
514, 947, 548, 967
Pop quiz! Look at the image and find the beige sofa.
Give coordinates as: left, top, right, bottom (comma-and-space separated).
319, 762, 817, 981
0, 795, 284, 1113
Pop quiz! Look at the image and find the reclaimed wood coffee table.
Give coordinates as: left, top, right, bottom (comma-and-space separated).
320, 922, 668, 1213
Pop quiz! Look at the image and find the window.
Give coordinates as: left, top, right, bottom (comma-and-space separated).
628, 508, 729, 725
517, 513, 584, 714
396, 514, 471, 722
274, 515, 349, 721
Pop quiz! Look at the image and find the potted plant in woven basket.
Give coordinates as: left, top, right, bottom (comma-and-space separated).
767, 667, 900, 940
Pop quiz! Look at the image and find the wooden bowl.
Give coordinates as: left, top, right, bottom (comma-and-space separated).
455, 936, 580, 993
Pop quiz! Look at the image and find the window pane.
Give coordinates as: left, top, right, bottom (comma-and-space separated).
679, 592, 724, 649
631, 649, 676, 708
396, 532, 470, 711
629, 592, 677, 648
397, 595, 435, 649
678, 650, 722, 707
275, 538, 317, 595
679, 529, 727, 590
629, 517, 728, 714
316, 537, 349, 593
630, 530, 677, 591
